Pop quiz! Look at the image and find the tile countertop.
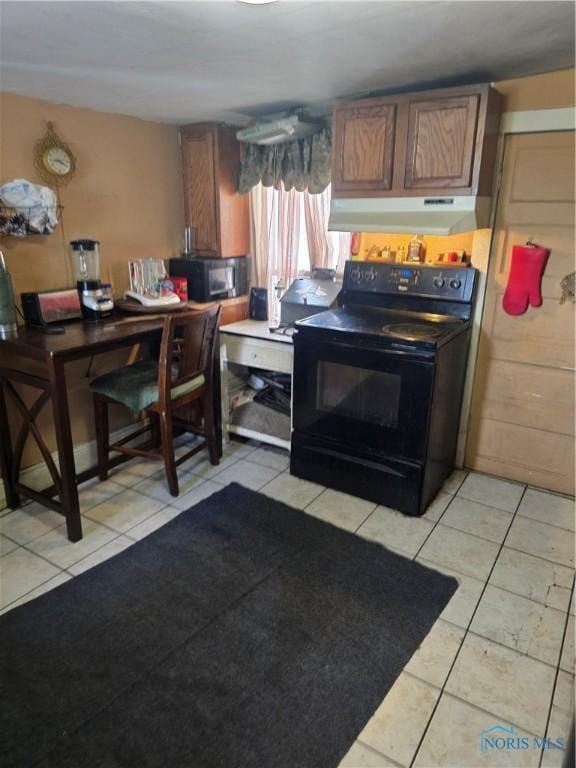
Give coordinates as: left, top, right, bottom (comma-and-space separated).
219, 319, 293, 345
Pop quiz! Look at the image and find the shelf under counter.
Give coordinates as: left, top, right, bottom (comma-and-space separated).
219, 320, 293, 451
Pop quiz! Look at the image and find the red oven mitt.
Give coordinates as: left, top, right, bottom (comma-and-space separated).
503, 244, 550, 316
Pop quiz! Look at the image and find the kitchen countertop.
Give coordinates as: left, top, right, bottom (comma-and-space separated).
219, 319, 293, 344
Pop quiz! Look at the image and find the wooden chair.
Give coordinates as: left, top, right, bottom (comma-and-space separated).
89, 306, 221, 496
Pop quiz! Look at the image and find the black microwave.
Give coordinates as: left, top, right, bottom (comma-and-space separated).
169, 257, 249, 302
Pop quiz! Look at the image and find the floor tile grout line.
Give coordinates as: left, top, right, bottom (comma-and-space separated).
61, 534, 138, 577
419, 543, 574, 583
539, 579, 576, 768
414, 524, 574, 573
447, 469, 469, 496
408, 484, 539, 768
208, 459, 285, 489
501, 544, 574, 571
188, 454, 245, 483
300, 482, 327, 510
427, 518, 511, 547
438, 620, 567, 672
455, 491, 524, 515
82, 499, 173, 536
15, 528, 128, 578
402, 668, 551, 741
515, 510, 575, 534
352, 503, 380, 534
0, 564, 69, 613
254, 469, 326, 512
526, 485, 576, 502
418, 555, 574, 615
356, 739, 405, 767
412, 488, 467, 562
436, 517, 515, 546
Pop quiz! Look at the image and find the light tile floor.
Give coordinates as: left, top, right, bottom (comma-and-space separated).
0, 437, 574, 768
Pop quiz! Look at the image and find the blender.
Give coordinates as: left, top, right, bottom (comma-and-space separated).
69, 239, 114, 321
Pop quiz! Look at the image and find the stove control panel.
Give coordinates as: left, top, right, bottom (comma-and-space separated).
345, 262, 476, 302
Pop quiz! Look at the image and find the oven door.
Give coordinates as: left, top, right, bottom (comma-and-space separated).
293, 333, 435, 463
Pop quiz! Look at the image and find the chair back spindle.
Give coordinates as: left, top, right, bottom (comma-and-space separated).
157, 306, 221, 411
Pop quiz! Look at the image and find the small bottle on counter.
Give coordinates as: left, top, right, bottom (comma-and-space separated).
407, 234, 426, 263
396, 246, 406, 263
381, 245, 394, 263
268, 279, 284, 331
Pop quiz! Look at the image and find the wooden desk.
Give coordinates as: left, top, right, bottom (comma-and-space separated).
0, 315, 219, 542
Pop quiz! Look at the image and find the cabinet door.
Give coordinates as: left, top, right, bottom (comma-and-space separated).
404, 94, 480, 191
181, 127, 219, 254
332, 103, 397, 194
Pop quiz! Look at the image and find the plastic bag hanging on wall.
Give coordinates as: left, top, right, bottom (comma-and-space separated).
502, 240, 550, 316
560, 272, 575, 304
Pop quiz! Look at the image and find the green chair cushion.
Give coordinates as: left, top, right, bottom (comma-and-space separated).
89, 360, 205, 413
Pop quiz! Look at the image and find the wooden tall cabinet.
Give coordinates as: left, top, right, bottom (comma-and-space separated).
180, 123, 250, 258
332, 84, 501, 199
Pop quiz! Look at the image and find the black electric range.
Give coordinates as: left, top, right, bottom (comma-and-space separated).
290, 260, 477, 516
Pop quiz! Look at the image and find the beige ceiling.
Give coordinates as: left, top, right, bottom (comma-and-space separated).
0, 0, 574, 124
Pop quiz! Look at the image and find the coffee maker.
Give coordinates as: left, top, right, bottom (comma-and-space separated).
69, 239, 114, 321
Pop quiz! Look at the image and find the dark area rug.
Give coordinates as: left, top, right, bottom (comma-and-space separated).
1, 483, 458, 768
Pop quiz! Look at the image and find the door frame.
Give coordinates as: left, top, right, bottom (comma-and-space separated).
456, 106, 575, 466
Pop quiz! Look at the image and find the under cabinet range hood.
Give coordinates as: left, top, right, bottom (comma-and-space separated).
328, 196, 492, 236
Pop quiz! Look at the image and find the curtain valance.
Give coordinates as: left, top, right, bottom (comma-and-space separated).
238, 127, 331, 195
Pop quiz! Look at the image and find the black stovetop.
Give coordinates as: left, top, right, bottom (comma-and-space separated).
295, 305, 468, 348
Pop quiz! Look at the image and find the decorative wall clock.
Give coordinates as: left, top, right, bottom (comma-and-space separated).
33, 122, 76, 186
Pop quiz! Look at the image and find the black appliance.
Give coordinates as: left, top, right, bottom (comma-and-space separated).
249, 287, 268, 320
169, 256, 248, 302
280, 271, 342, 327
291, 260, 477, 516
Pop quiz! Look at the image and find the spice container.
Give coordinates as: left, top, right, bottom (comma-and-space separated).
396, 246, 406, 263
380, 246, 395, 263
407, 234, 426, 263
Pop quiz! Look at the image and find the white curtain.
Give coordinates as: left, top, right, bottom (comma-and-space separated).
248, 183, 300, 297
249, 182, 350, 293
303, 186, 351, 273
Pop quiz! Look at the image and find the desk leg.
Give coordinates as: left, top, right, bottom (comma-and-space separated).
214, 344, 223, 458
49, 359, 82, 542
0, 378, 20, 509
219, 341, 230, 449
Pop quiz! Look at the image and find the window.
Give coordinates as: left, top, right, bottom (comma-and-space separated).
249, 182, 351, 293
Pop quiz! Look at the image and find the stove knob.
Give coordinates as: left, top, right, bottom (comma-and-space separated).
450, 278, 462, 290
351, 269, 361, 283
366, 269, 376, 282
433, 277, 446, 288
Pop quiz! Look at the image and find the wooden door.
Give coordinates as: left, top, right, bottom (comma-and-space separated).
404, 94, 480, 191
332, 102, 397, 195
466, 131, 575, 495
181, 126, 219, 255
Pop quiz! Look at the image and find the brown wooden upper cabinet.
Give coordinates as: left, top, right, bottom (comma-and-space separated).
332, 103, 397, 192
180, 123, 250, 257
331, 84, 501, 199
